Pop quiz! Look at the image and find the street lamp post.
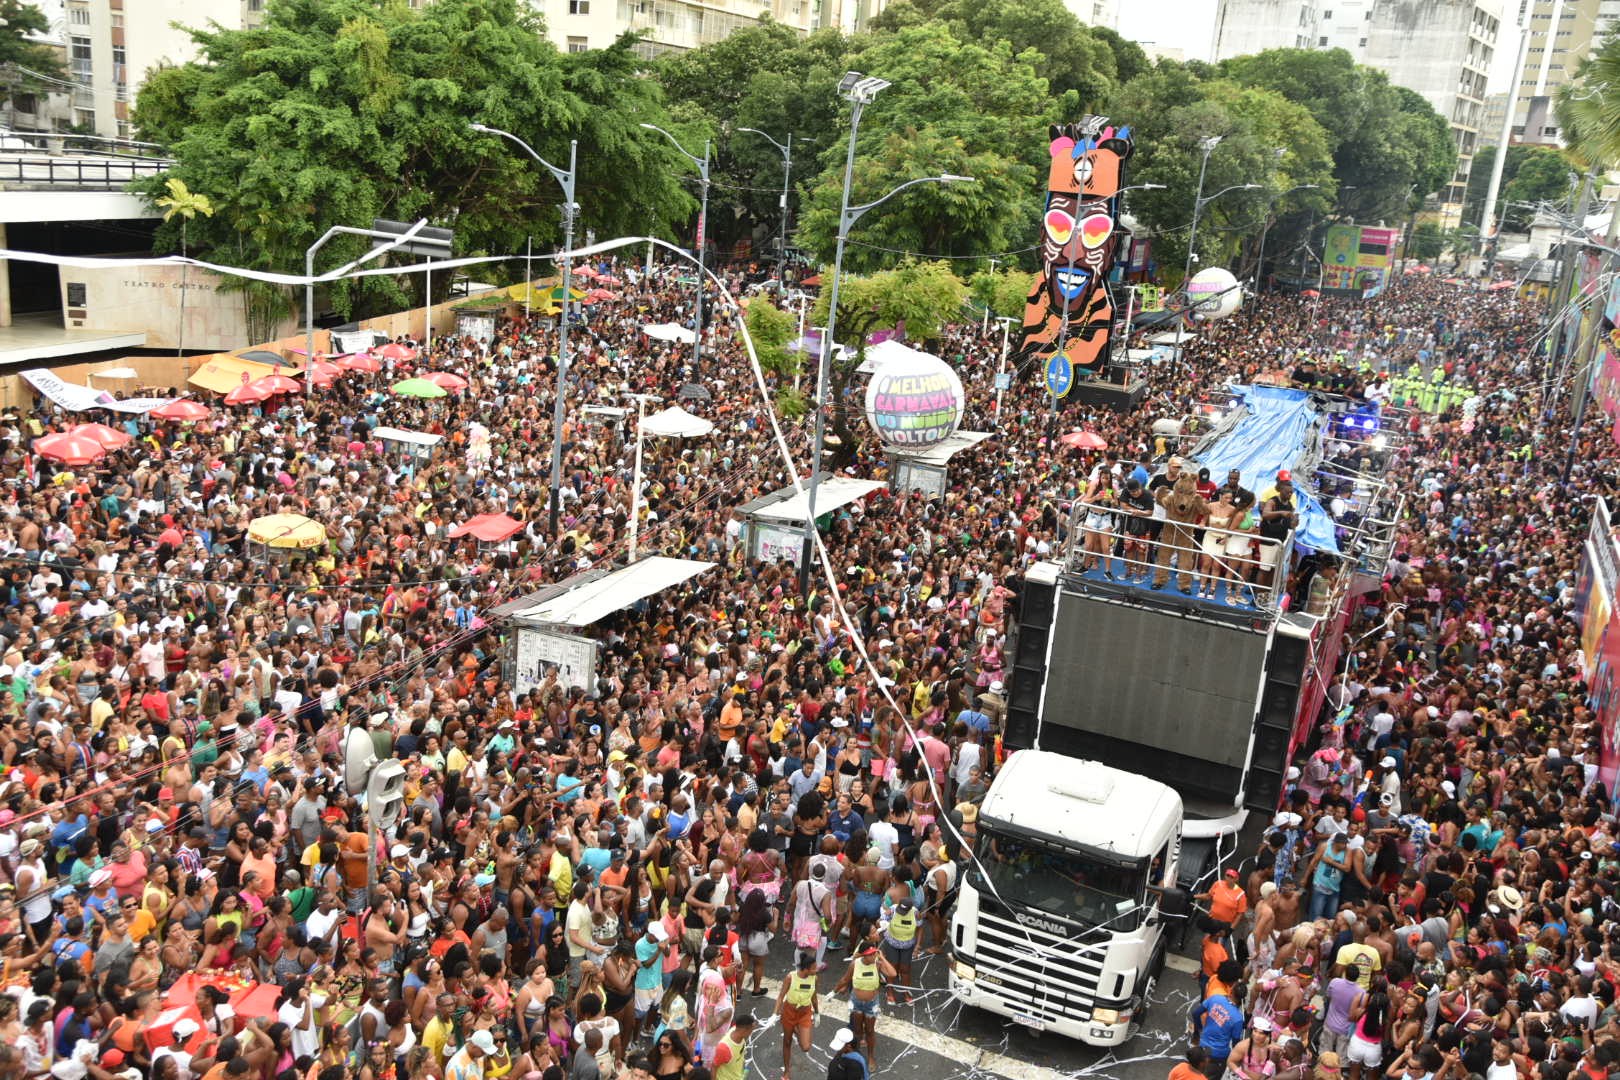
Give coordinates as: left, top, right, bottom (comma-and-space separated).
1253, 183, 1320, 312
798, 70, 974, 597
470, 122, 579, 537
1177, 135, 1257, 354
641, 123, 710, 371
993, 315, 1017, 425
737, 127, 810, 291
626, 392, 664, 562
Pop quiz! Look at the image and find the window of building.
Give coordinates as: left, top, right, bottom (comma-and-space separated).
1365, 8, 1372, 17
569, 0, 589, 12
1544, 125, 1559, 136
73, 107, 94, 130
112, 44, 126, 96
1359, 36, 1367, 45
110, 12, 122, 26
68, 5, 89, 25
567, 35, 588, 51
1322, 8, 1331, 16
248, 0, 263, 9
12, 93, 35, 114
1318, 34, 1328, 44
69, 36, 92, 84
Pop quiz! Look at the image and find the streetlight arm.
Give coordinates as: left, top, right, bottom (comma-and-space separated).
469, 123, 572, 192
844, 174, 974, 230
1198, 182, 1262, 208
640, 122, 708, 176
737, 126, 788, 157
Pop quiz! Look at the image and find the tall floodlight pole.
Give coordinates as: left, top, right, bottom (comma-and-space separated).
737, 128, 811, 290
469, 122, 578, 535
641, 123, 710, 371
798, 69, 975, 597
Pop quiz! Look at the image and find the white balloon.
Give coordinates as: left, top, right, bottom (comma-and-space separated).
864, 354, 965, 449
1187, 267, 1241, 322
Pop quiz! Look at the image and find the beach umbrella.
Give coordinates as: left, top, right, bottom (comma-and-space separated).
34, 431, 108, 465
676, 383, 712, 403
376, 343, 417, 361
68, 422, 132, 449
224, 383, 271, 406
1059, 430, 1107, 450
250, 374, 303, 396
424, 372, 469, 392
152, 399, 212, 422
338, 353, 382, 373
392, 378, 448, 399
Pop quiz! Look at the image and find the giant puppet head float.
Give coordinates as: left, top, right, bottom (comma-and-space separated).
1014, 117, 1134, 378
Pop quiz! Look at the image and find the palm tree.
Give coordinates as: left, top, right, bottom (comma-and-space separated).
1557, 35, 1620, 173
154, 178, 214, 360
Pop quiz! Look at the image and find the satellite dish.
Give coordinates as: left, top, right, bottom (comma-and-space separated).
344, 725, 377, 796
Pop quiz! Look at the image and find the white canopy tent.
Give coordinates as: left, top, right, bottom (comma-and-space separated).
1148, 330, 1196, 346
891, 430, 990, 467
506, 555, 716, 627
855, 338, 942, 374
371, 426, 443, 448
640, 405, 715, 439
642, 323, 696, 344
748, 477, 886, 523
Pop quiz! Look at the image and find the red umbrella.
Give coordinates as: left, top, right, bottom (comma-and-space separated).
68, 422, 132, 449
250, 374, 303, 396
339, 353, 382, 373
447, 513, 524, 543
152, 399, 212, 422
585, 288, 619, 303
225, 383, 271, 406
424, 372, 469, 392
1301, 289, 1320, 298
375, 343, 416, 361
305, 360, 342, 388
1059, 430, 1107, 450
573, 266, 601, 280
33, 431, 108, 465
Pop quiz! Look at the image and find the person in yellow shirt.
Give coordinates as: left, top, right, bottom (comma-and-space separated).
421, 993, 457, 1067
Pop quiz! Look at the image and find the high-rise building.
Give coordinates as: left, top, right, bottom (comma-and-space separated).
1063, 0, 1119, 29
6, 0, 264, 142
1211, 0, 1501, 226
536, 0, 835, 55
1363, 0, 1500, 224
1512, 0, 1620, 147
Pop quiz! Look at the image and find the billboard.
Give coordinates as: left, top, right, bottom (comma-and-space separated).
1322, 224, 1400, 294
1576, 497, 1620, 792
1593, 277, 1620, 446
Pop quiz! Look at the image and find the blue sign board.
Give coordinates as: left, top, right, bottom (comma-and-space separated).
1045, 353, 1074, 398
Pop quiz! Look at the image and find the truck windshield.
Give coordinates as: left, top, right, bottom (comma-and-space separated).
972, 825, 1148, 931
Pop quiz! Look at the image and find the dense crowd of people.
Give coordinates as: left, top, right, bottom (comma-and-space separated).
0, 245, 1606, 1080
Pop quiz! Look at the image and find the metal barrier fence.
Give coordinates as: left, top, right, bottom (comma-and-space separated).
0, 154, 168, 187
1063, 496, 1294, 611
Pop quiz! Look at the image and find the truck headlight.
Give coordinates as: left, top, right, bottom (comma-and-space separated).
1091, 1007, 1130, 1025
952, 961, 976, 981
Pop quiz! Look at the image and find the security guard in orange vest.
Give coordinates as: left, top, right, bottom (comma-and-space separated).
775, 950, 820, 1080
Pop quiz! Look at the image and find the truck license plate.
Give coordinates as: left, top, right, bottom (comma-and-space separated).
1013, 1014, 1046, 1032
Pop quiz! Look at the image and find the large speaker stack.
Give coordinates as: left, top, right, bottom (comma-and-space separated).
1003, 574, 1057, 751
1245, 626, 1309, 813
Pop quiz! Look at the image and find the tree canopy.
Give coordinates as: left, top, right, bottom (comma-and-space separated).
133, 0, 693, 319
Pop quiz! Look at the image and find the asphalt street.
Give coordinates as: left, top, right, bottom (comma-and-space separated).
738, 940, 1203, 1080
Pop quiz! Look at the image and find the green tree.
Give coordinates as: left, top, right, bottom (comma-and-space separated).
969, 266, 1037, 317
0, 0, 67, 86
1219, 49, 1455, 221
1463, 145, 1574, 231
154, 177, 214, 359
1409, 221, 1443, 262
1559, 35, 1620, 170
657, 24, 850, 261
793, 22, 1049, 271
133, 0, 693, 322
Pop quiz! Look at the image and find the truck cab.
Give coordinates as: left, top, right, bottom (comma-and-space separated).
949, 750, 1188, 1046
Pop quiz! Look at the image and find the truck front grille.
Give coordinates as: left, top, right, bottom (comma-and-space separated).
970, 910, 1108, 1024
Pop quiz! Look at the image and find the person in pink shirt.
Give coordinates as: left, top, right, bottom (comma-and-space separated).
104, 841, 148, 900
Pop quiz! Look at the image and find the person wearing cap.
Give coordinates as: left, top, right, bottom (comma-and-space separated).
834, 929, 895, 1064
1198, 869, 1250, 964
774, 949, 819, 1080
826, 1027, 868, 1080
447, 1027, 504, 1080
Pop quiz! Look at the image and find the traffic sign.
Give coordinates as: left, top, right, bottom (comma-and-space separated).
1045, 353, 1074, 398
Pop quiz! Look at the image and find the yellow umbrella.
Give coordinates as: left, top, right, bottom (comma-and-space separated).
246, 513, 327, 550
